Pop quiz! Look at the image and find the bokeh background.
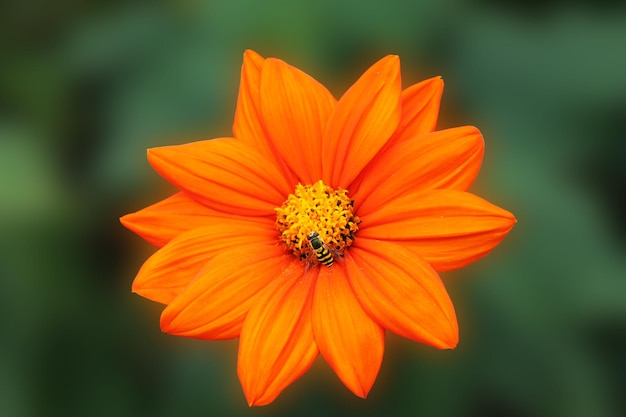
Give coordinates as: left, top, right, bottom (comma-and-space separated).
2, 0, 625, 416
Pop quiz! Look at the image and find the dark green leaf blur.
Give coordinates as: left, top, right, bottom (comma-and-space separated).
1, 1, 625, 416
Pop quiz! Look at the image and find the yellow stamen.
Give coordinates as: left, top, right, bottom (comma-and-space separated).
275, 180, 360, 265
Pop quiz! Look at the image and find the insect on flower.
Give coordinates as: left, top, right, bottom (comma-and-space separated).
307, 231, 334, 267
121, 49, 516, 407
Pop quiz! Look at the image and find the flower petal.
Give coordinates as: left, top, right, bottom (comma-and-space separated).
390, 76, 444, 144
132, 218, 275, 304
238, 263, 318, 406
346, 240, 458, 348
352, 126, 484, 215
259, 57, 336, 184
312, 264, 384, 398
322, 55, 402, 188
233, 50, 267, 153
160, 242, 292, 340
120, 192, 235, 248
358, 189, 516, 271
148, 138, 293, 216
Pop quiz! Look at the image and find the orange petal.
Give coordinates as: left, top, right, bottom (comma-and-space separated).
322, 55, 402, 188
120, 192, 235, 248
259, 58, 336, 184
148, 138, 292, 217
312, 264, 384, 398
132, 219, 275, 304
390, 76, 444, 144
352, 126, 484, 215
358, 189, 516, 272
346, 240, 458, 348
238, 263, 318, 406
160, 242, 292, 340
232, 50, 298, 184
233, 50, 267, 153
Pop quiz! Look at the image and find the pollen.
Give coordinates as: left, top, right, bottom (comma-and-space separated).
275, 180, 360, 265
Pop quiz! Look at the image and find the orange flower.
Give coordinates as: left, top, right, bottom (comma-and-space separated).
120, 50, 516, 406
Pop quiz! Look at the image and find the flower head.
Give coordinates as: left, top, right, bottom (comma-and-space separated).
120, 50, 516, 406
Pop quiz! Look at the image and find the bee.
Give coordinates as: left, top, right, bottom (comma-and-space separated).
307, 232, 334, 267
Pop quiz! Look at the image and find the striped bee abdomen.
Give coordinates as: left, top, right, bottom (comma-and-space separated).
307, 232, 333, 267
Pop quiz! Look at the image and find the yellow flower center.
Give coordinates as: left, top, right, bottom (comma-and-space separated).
275, 180, 360, 265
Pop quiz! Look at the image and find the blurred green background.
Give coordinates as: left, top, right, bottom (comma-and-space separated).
2, 0, 625, 416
